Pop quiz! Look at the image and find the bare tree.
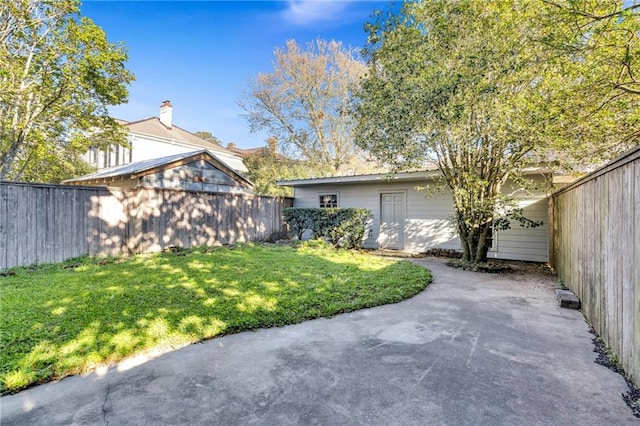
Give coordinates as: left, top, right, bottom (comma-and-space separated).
239, 38, 367, 175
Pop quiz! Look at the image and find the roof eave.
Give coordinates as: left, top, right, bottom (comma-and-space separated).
65, 175, 134, 186
277, 170, 441, 187
277, 166, 556, 187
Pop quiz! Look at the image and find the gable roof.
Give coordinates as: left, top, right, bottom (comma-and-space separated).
64, 150, 253, 187
118, 117, 247, 173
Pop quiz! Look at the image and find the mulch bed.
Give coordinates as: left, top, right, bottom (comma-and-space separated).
444, 258, 555, 274
591, 329, 640, 418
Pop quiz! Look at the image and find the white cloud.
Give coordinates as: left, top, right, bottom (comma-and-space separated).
282, 0, 353, 25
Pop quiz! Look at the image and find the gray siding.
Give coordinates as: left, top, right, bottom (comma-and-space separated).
292, 176, 550, 262
487, 179, 550, 263
142, 160, 249, 194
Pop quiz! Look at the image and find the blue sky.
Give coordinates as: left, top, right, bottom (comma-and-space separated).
80, 1, 389, 149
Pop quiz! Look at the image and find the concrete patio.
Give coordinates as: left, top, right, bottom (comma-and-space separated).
1, 259, 637, 425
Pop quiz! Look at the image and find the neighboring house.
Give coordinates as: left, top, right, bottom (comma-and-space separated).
65, 150, 253, 194
278, 168, 563, 262
84, 100, 247, 175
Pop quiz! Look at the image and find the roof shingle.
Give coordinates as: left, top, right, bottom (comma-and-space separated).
118, 117, 247, 173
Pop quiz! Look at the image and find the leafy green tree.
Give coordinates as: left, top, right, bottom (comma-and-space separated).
535, 1, 640, 167
0, 0, 134, 182
194, 131, 222, 146
243, 137, 318, 197
356, 0, 639, 264
239, 38, 368, 175
542, 0, 640, 97
356, 1, 551, 263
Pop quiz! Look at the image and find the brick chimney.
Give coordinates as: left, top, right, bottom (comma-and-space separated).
159, 100, 173, 128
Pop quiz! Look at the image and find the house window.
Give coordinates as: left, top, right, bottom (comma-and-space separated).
319, 194, 338, 208
486, 221, 496, 250
89, 147, 98, 164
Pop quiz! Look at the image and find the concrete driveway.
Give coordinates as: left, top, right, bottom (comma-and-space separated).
1, 259, 637, 425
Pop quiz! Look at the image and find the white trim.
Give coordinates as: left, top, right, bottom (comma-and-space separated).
279, 171, 440, 187
318, 192, 339, 208
378, 190, 407, 250
278, 167, 553, 187
488, 222, 497, 253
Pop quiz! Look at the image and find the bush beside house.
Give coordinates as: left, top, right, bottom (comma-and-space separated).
284, 207, 373, 249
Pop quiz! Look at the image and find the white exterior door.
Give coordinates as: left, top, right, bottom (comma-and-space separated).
379, 193, 405, 249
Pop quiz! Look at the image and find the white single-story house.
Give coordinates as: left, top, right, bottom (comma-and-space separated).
65, 150, 253, 194
85, 100, 247, 175
278, 168, 562, 263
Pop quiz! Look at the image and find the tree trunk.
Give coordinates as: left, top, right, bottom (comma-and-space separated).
456, 219, 492, 264
0, 132, 23, 180
457, 224, 475, 262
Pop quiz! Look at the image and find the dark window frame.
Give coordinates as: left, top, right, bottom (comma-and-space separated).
319, 193, 338, 208
486, 221, 496, 251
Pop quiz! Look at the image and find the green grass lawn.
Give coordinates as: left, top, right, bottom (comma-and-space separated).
0, 242, 431, 394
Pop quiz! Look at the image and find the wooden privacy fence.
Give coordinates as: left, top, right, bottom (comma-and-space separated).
0, 182, 293, 270
551, 146, 639, 383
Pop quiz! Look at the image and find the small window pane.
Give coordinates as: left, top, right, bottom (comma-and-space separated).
486, 222, 494, 249
319, 194, 337, 208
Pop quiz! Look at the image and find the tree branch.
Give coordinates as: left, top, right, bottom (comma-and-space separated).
542, 1, 640, 22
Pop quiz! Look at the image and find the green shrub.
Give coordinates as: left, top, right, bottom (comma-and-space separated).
327, 208, 373, 249
283, 208, 314, 240
283, 207, 373, 249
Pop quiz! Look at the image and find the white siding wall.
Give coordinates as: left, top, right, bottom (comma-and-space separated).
88, 135, 248, 174
86, 136, 205, 170
130, 135, 197, 163
292, 175, 550, 262
488, 180, 549, 262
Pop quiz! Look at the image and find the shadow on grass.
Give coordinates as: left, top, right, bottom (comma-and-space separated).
0, 244, 431, 394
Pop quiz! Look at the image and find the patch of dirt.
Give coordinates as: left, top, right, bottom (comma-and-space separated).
446, 258, 513, 273
444, 258, 556, 276
162, 246, 188, 256
63, 263, 81, 270
591, 329, 640, 418
504, 260, 555, 276
421, 248, 462, 259
367, 249, 424, 259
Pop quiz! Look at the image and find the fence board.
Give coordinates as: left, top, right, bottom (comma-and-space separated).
25, 186, 37, 266
634, 160, 640, 382
621, 165, 634, 379
15, 185, 27, 266
0, 182, 292, 270
0, 185, 7, 269
87, 190, 100, 257
75, 189, 88, 258
552, 147, 640, 384
6, 185, 19, 268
